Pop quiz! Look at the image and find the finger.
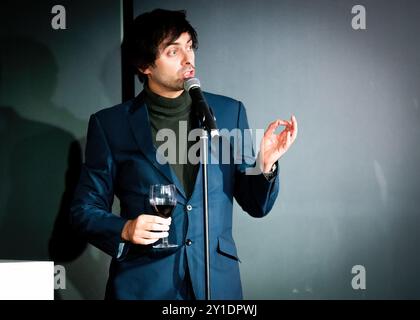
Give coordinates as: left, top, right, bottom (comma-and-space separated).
286, 130, 292, 147
280, 125, 291, 133
278, 119, 291, 126
291, 115, 297, 128
264, 120, 279, 136
139, 230, 169, 240
143, 215, 172, 225
144, 222, 170, 232
278, 126, 292, 139
134, 238, 159, 245
283, 121, 293, 133
154, 216, 172, 225
265, 119, 290, 136
278, 130, 289, 145
291, 115, 298, 141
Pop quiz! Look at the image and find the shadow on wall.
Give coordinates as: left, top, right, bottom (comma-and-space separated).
0, 36, 106, 299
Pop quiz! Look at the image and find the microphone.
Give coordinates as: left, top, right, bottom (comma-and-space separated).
184, 77, 219, 138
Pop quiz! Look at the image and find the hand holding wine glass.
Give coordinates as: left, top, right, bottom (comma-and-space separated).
149, 184, 178, 249
120, 184, 177, 247
121, 214, 171, 245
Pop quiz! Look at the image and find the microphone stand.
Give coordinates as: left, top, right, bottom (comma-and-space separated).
185, 78, 218, 300
199, 125, 218, 301
199, 128, 211, 300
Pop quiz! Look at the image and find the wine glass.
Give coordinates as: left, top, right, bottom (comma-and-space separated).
149, 184, 178, 249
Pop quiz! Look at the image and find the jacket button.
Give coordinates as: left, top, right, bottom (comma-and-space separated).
186, 239, 193, 246
186, 204, 193, 212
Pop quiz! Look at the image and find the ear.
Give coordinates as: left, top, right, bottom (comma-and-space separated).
139, 66, 152, 76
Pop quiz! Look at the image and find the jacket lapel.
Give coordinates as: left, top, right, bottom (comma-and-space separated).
127, 92, 187, 201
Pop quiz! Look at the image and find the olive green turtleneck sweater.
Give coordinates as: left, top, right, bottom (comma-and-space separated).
144, 85, 198, 198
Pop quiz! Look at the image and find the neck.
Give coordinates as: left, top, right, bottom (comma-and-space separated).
147, 81, 184, 98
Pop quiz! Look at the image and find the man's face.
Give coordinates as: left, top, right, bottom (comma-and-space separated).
142, 32, 195, 98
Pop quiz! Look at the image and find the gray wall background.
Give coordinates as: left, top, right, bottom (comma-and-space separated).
0, 0, 121, 299
1, 0, 420, 299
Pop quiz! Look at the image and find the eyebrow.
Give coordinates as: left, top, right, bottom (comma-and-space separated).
163, 37, 193, 49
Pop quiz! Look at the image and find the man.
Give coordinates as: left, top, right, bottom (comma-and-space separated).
71, 9, 297, 300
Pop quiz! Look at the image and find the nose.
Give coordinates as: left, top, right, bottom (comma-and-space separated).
181, 49, 194, 66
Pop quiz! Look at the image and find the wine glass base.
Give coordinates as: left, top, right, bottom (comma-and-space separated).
153, 243, 179, 249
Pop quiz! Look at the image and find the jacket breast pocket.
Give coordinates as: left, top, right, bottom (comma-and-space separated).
217, 235, 241, 263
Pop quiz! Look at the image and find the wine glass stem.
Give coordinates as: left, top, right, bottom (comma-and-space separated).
162, 237, 169, 246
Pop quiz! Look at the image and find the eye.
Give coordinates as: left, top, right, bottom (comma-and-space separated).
168, 48, 177, 56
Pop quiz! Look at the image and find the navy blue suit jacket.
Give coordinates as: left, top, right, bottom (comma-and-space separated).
70, 90, 279, 299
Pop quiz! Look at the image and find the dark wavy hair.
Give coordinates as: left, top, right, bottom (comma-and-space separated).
123, 9, 198, 83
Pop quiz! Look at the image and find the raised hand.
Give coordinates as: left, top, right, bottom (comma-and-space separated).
259, 115, 298, 173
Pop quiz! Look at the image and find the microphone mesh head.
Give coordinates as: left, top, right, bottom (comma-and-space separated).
184, 77, 201, 91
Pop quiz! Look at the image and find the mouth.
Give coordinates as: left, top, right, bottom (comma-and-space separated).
183, 69, 195, 79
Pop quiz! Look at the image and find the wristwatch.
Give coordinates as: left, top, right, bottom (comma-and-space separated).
263, 163, 277, 181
